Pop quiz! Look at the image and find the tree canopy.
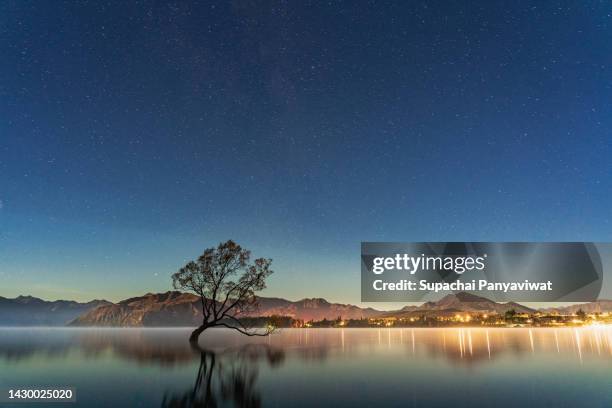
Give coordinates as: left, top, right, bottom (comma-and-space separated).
172, 240, 274, 343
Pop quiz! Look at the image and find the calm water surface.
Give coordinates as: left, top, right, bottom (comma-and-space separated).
0, 327, 610, 407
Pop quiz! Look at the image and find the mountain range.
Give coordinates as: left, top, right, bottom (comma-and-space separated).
69, 292, 384, 327
541, 300, 612, 315
1, 292, 610, 327
384, 292, 535, 318
0, 295, 110, 326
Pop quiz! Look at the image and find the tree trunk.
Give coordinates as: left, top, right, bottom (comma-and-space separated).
189, 324, 208, 344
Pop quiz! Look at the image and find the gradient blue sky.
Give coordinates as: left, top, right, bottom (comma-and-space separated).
1, 1, 611, 308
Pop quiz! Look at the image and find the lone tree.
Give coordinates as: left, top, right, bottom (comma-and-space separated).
172, 240, 274, 343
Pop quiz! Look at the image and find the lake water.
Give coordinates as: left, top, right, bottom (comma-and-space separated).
0, 327, 610, 407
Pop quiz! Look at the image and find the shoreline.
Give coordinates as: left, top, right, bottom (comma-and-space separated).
1, 325, 610, 330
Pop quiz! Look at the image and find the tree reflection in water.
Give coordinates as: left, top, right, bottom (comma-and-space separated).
161, 343, 285, 408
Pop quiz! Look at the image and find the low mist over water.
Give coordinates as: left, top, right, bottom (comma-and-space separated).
0, 327, 610, 407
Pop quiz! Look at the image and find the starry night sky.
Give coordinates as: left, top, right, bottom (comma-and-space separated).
1, 1, 612, 306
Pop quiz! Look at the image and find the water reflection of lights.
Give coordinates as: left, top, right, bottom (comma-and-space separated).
325, 327, 612, 364
1, 327, 611, 369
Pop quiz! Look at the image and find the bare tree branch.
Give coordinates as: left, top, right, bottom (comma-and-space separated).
171, 240, 274, 343
215, 322, 275, 337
